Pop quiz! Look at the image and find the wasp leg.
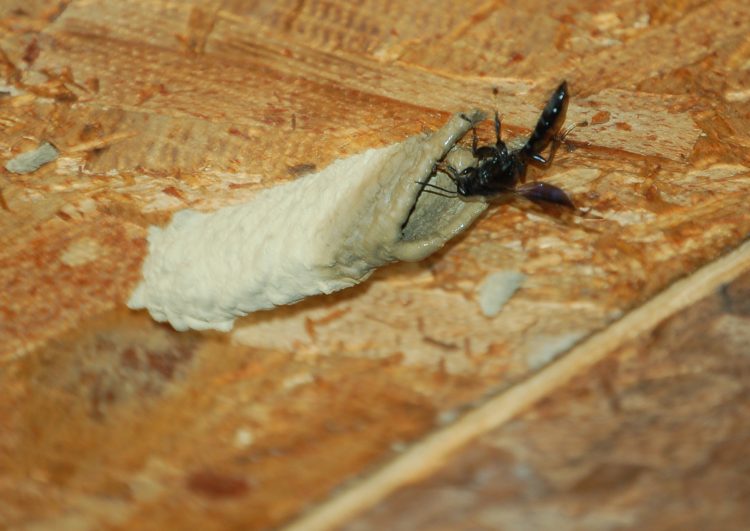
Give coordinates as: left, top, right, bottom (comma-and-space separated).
459, 113, 478, 156
435, 162, 460, 183
526, 139, 562, 167
415, 181, 458, 198
558, 121, 582, 142
494, 111, 502, 146
471, 123, 479, 156
526, 118, 585, 167
516, 182, 575, 209
557, 120, 587, 153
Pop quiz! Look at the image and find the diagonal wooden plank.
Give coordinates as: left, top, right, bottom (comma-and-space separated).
283, 238, 750, 531
344, 263, 750, 531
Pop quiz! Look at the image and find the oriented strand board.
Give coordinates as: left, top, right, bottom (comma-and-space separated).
342, 262, 750, 531
1, 1, 750, 529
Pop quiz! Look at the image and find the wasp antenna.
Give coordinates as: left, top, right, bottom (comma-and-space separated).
416, 181, 458, 195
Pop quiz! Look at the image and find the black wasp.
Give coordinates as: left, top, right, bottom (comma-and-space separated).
422, 81, 576, 208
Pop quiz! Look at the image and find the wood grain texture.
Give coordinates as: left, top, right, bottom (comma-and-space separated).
343, 258, 750, 531
287, 239, 750, 531
1, 1, 749, 529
